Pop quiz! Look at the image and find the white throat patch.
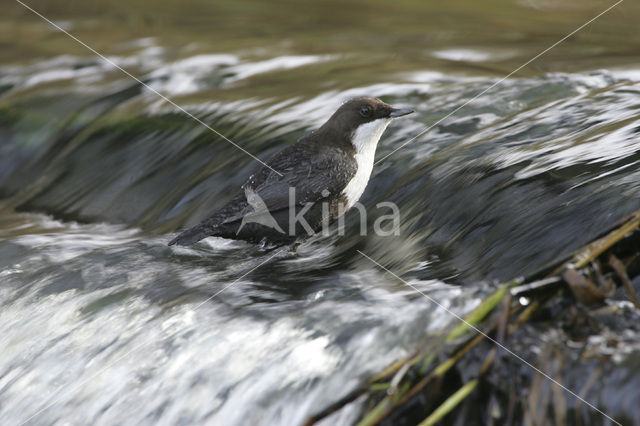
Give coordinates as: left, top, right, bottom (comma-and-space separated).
342, 118, 391, 207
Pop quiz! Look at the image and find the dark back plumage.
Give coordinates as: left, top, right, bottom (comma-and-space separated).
169, 97, 398, 246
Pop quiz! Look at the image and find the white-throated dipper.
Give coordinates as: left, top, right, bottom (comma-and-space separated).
168, 97, 413, 246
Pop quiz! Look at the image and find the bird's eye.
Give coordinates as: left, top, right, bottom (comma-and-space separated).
359, 106, 372, 117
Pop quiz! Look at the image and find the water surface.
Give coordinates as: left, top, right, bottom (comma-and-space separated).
1, 0, 640, 424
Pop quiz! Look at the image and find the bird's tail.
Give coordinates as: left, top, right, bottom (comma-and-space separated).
168, 224, 212, 246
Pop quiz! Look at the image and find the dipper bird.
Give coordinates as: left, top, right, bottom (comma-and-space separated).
168, 97, 413, 247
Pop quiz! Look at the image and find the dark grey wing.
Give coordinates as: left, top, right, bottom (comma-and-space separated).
247, 145, 357, 214
168, 144, 356, 246
167, 192, 248, 246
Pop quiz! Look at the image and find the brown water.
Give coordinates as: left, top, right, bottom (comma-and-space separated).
1, 0, 640, 424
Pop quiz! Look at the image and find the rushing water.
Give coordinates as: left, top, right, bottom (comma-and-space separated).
1, 0, 640, 425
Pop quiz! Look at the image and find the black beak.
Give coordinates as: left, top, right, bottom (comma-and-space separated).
389, 107, 414, 118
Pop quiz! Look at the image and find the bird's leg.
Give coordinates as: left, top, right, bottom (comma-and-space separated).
284, 241, 302, 255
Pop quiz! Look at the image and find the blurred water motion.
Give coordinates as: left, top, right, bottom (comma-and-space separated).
1, 0, 640, 424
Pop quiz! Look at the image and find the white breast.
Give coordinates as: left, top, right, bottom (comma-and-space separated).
342, 118, 391, 207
